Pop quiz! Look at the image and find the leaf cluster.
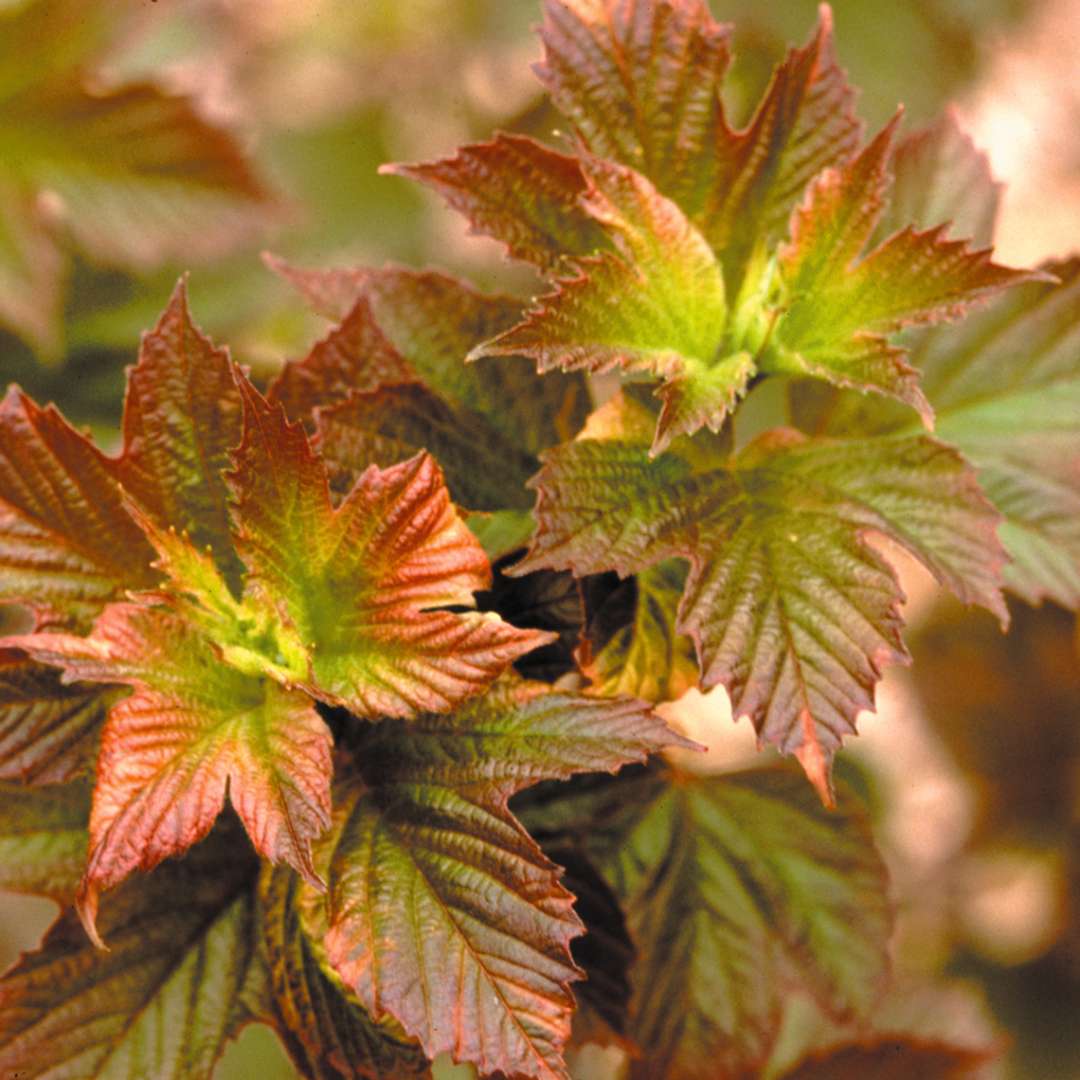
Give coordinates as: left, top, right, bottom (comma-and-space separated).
2, 1, 1078, 1078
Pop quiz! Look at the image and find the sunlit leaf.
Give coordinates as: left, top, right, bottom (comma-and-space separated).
385, 133, 609, 272
0, 386, 155, 626
230, 376, 550, 717
11, 601, 334, 944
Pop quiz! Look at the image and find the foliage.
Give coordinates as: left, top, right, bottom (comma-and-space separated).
0, 1, 1076, 1078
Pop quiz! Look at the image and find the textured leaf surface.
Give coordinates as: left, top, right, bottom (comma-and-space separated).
316, 383, 537, 511
576, 766, 890, 1079
11, 601, 334, 942
475, 155, 737, 453
257, 864, 431, 1080
797, 260, 1080, 610
230, 377, 548, 716
0, 647, 112, 782
269, 295, 417, 422
267, 257, 590, 456
536, 0, 733, 214
115, 278, 246, 585
0, 386, 155, 625
0, 820, 261, 1080
578, 560, 697, 701
520, 393, 1005, 796
322, 678, 688, 1079
385, 133, 609, 272
771, 116, 1038, 419
875, 110, 1001, 248
0, 776, 90, 902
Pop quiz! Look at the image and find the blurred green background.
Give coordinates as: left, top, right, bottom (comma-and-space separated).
2, 1, 1080, 1077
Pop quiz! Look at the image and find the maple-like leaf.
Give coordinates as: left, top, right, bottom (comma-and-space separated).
115, 277, 247, 584
458, 6, 1036, 452
229, 376, 549, 717
578, 560, 698, 701
518, 392, 1005, 798
535, 764, 890, 1079
320, 677, 691, 1080
0, 647, 114, 783
0, 0, 273, 353
384, 133, 610, 272
794, 248, 1080, 608
0, 385, 156, 626
535, 0, 733, 216
316, 383, 537, 512
769, 115, 1042, 417
0, 776, 89, 902
0, 819, 263, 1079
10, 600, 334, 944
266, 256, 590, 456
257, 863, 432, 1080
474, 154, 738, 453
0, 279, 247, 627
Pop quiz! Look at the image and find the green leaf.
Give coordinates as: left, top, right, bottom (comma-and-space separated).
578, 766, 890, 1079
771, 115, 1040, 417
384, 133, 610, 272
267, 257, 590, 457
0, 647, 113, 783
316, 383, 537, 512
474, 155, 736, 453
115, 277, 246, 587
321, 677, 690, 1080
0, 776, 90, 902
700, 6, 862, 283
0, 386, 156, 626
535, 0, 733, 215
795, 259, 1080, 610
10, 601, 334, 944
519, 393, 1005, 797
257, 863, 431, 1080
229, 376, 551, 717
0, 819, 263, 1080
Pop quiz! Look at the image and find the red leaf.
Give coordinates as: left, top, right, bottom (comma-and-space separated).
11, 602, 334, 946
229, 375, 552, 718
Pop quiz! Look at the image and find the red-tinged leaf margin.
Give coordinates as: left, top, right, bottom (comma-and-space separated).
383, 132, 610, 273
0, 385, 156, 626
323, 678, 695, 1080
230, 372, 554, 718
114, 276, 246, 584
6, 601, 334, 947
268, 294, 417, 423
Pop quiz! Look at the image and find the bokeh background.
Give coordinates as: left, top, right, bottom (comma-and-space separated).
1, 1, 1080, 1077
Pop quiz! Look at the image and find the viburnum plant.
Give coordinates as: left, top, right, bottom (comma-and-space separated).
0, 1, 1077, 1078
